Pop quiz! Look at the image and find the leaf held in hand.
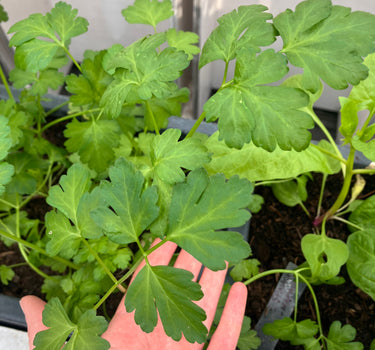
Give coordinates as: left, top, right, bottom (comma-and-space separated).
33, 297, 109, 350
167, 168, 252, 270
125, 264, 207, 343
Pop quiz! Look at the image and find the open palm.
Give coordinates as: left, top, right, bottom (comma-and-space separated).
21, 241, 247, 350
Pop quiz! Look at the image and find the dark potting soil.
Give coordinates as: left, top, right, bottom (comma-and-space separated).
248, 172, 375, 349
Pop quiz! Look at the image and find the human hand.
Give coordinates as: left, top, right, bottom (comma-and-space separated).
20, 240, 248, 349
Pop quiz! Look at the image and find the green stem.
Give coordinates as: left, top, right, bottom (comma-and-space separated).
93, 256, 144, 311
19, 162, 53, 209
0, 228, 79, 270
297, 273, 325, 348
323, 145, 356, 219
222, 61, 229, 85
331, 216, 363, 231
245, 268, 325, 349
299, 202, 310, 217
0, 64, 14, 100
308, 109, 345, 174
185, 111, 206, 139
352, 168, 375, 175
357, 107, 375, 138
316, 173, 328, 219
41, 108, 101, 132
0, 198, 17, 209
145, 100, 160, 135
81, 239, 126, 293
310, 143, 347, 164
93, 238, 168, 311
18, 243, 52, 280
63, 46, 82, 73
45, 101, 70, 117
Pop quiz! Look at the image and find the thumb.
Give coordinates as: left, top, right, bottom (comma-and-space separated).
20, 295, 48, 350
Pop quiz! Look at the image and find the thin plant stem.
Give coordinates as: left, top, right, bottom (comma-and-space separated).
0, 64, 14, 100
93, 256, 144, 311
185, 111, 206, 139
81, 239, 126, 293
299, 202, 310, 217
310, 143, 347, 164
63, 46, 82, 73
353, 168, 375, 175
308, 109, 345, 174
45, 101, 70, 117
244, 268, 325, 349
0, 228, 79, 269
19, 162, 53, 209
324, 145, 356, 219
331, 216, 363, 231
41, 108, 101, 132
222, 61, 229, 85
357, 107, 375, 138
316, 173, 328, 218
145, 100, 160, 135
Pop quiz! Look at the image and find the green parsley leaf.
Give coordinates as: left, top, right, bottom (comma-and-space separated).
145, 87, 190, 130
166, 28, 200, 60
14, 39, 59, 72
150, 128, 210, 184
122, 0, 173, 29
46, 2, 89, 44
237, 317, 261, 350
8, 2, 88, 72
167, 168, 252, 270
230, 258, 260, 281
325, 321, 363, 350
0, 4, 8, 23
101, 46, 189, 118
347, 229, 375, 300
199, 5, 275, 68
45, 211, 81, 259
274, 0, 375, 90
34, 297, 109, 350
262, 317, 319, 343
66, 51, 113, 108
64, 119, 121, 174
271, 174, 310, 208
204, 133, 340, 182
10, 68, 65, 96
102, 34, 166, 75
349, 195, 375, 231
0, 116, 14, 195
91, 158, 159, 244
125, 264, 207, 343
301, 234, 349, 281
47, 163, 92, 225
204, 49, 312, 151
0, 265, 15, 285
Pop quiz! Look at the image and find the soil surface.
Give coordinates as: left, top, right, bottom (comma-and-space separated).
0, 117, 374, 348
248, 172, 375, 349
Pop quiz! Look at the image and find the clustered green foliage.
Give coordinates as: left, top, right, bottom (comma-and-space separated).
1, 0, 375, 349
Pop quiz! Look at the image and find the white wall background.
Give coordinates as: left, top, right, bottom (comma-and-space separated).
1, 0, 375, 118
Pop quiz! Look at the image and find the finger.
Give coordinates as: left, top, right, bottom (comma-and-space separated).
173, 249, 203, 281
208, 282, 247, 350
196, 265, 227, 331
19, 296, 47, 350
